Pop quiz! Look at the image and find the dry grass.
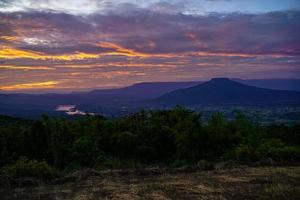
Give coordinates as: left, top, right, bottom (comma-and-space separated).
1, 166, 299, 200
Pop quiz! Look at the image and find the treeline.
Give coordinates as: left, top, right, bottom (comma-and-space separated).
0, 107, 299, 178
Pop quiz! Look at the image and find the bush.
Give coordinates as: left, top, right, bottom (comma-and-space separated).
259, 146, 300, 162
234, 139, 300, 163
234, 144, 259, 162
1, 157, 61, 179
72, 136, 101, 167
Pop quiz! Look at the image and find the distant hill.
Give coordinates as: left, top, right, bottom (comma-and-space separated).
0, 81, 201, 117
85, 81, 202, 99
2, 78, 299, 96
234, 79, 300, 91
155, 78, 300, 106
1, 78, 300, 118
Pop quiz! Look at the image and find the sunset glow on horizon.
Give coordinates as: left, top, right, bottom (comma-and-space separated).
0, 0, 299, 92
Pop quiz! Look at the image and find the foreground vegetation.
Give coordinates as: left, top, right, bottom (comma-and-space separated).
1, 166, 299, 200
0, 107, 299, 179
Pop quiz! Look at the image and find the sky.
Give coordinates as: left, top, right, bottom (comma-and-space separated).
0, 0, 299, 92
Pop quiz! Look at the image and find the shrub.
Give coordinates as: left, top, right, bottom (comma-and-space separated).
260, 146, 300, 162
1, 157, 61, 179
72, 136, 100, 167
235, 139, 300, 163
234, 144, 259, 162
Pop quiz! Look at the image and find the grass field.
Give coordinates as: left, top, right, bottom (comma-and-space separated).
1, 166, 299, 200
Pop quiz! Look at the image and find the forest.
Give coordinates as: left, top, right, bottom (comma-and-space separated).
0, 107, 299, 179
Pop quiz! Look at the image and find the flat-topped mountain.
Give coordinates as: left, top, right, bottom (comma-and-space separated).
155, 78, 300, 106
1, 78, 300, 118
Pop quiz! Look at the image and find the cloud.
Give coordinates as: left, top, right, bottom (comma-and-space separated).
0, 3, 300, 91
148, 1, 186, 14
0, 0, 103, 14
0, 80, 59, 90
12, 11, 300, 56
0, 46, 102, 60
1, 0, 299, 15
0, 65, 54, 70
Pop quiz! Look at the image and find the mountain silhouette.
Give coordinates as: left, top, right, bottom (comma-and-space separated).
85, 81, 202, 99
155, 78, 300, 106
1, 78, 300, 118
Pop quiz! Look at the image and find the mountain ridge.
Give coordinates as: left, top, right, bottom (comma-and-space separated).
1, 78, 300, 118
155, 78, 300, 106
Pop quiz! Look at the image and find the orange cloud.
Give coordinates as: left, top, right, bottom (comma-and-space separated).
97, 42, 289, 59
0, 44, 172, 60
0, 46, 101, 60
0, 36, 18, 42
0, 46, 45, 59
0, 44, 289, 63
96, 42, 174, 58
51, 62, 176, 69
0, 81, 59, 90
0, 65, 54, 70
97, 42, 151, 57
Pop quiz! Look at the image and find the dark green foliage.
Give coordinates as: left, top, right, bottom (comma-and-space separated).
72, 136, 101, 167
234, 139, 300, 162
0, 107, 299, 177
1, 157, 60, 178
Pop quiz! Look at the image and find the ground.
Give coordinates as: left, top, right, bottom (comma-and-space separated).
1, 166, 299, 200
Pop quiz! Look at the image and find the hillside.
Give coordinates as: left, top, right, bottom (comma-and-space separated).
234, 78, 300, 91
86, 81, 202, 99
155, 78, 300, 106
1, 78, 300, 118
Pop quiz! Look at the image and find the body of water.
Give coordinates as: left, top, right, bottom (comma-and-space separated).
56, 105, 94, 116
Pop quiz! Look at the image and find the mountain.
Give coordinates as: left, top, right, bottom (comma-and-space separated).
0, 81, 202, 117
155, 78, 300, 106
85, 81, 202, 99
1, 78, 300, 118
234, 79, 300, 91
